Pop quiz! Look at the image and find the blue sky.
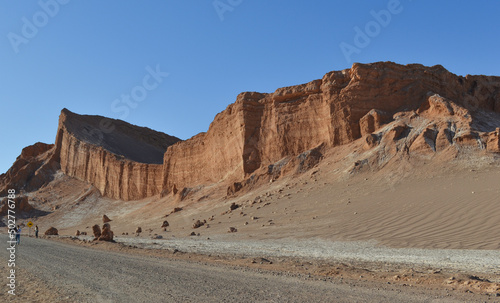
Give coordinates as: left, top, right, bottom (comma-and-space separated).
0, 0, 499, 174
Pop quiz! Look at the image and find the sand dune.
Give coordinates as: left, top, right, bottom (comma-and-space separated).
26, 153, 500, 252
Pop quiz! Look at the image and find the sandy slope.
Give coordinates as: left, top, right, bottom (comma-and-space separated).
23, 151, 500, 253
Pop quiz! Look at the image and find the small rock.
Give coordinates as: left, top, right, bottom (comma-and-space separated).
171, 207, 183, 214
102, 215, 112, 223
193, 220, 205, 229
228, 227, 238, 233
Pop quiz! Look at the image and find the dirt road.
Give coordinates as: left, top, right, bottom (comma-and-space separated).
0, 235, 486, 302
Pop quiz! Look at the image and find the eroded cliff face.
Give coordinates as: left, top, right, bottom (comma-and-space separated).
54, 109, 180, 200
162, 62, 500, 193
0, 142, 58, 196
2, 62, 499, 201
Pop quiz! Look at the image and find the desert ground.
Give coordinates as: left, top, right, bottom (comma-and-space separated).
4, 147, 499, 301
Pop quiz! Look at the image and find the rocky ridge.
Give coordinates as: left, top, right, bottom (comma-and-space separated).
1, 62, 499, 202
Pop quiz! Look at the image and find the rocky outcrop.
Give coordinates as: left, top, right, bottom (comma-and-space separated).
486, 128, 500, 153
0, 142, 59, 196
162, 62, 500, 194
98, 223, 114, 241
54, 109, 181, 200
0, 195, 34, 215
2, 62, 499, 201
92, 224, 101, 239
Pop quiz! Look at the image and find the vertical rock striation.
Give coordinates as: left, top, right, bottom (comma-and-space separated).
2, 62, 499, 201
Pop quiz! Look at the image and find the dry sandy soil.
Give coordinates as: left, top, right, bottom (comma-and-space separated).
4, 150, 497, 300
28, 153, 500, 251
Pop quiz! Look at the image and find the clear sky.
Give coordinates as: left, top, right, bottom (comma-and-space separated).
0, 0, 499, 174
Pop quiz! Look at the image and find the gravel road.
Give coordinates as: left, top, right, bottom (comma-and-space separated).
0, 235, 477, 302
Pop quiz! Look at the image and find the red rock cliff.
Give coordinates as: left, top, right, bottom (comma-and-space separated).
162, 62, 500, 193
3, 62, 499, 201
54, 109, 181, 200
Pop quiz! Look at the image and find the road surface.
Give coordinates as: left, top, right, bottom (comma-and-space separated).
0, 235, 476, 302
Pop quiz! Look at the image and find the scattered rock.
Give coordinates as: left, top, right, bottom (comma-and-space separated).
136, 227, 142, 234
190, 232, 196, 236
98, 224, 114, 241
152, 235, 163, 239
170, 207, 183, 215
161, 220, 169, 228
92, 224, 101, 239
228, 227, 238, 233
193, 220, 205, 229
230, 202, 240, 211
227, 182, 243, 196
102, 215, 112, 223
44, 227, 58, 236
75, 230, 80, 236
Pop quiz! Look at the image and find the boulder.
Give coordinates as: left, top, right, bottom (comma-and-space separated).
98, 225, 114, 242
92, 224, 101, 239
44, 227, 58, 236
102, 215, 112, 223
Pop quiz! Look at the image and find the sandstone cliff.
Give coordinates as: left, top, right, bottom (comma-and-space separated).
0, 142, 59, 196
1, 62, 499, 201
162, 62, 500, 194
54, 109, 181, 200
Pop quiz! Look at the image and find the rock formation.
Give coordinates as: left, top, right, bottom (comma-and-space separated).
98, 223, 114, 241
0, 142, 59, 196
1, 62, 499, 202
54, 109, 181, 200
44, 227, 58, 235
92, 224, 101, 239
102, 215, 112, 223
162, 62, 500, 195
0, 196, 34, 215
